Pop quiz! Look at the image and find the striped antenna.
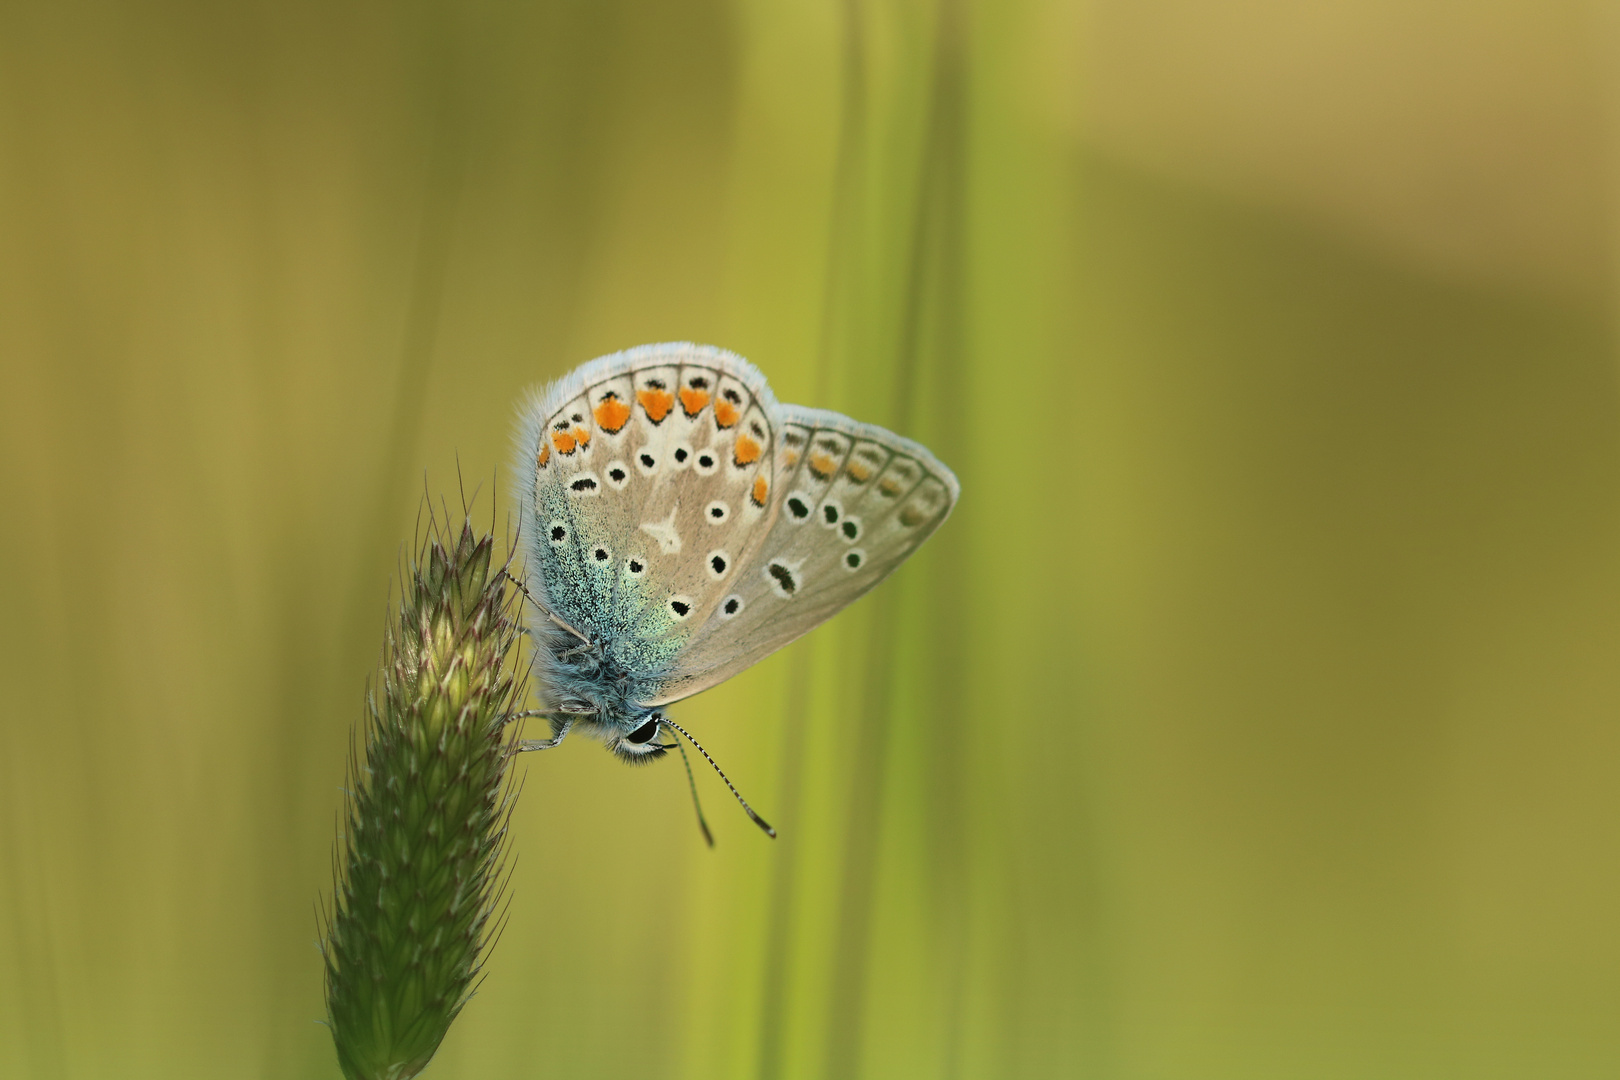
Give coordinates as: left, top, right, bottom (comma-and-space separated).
662, 717, 776, 839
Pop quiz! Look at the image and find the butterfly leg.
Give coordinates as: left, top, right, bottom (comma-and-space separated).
511, 717, 575, 753
556, 641, 599, 662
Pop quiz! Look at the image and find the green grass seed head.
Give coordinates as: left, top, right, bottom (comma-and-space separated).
321, 511, 525, 1080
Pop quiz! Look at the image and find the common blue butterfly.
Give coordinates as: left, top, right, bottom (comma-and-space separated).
510, 343, 960, 839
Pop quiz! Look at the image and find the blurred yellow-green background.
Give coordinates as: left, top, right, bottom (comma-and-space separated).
3, 1, 1618, 1077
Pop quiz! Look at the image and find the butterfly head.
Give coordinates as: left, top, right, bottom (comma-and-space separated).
609, 711, 671, 764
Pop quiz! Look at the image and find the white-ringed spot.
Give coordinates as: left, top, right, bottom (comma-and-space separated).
705, 500, 730, 524
765, 559, 801, 598
706, 550, 731, 580
719, 594, 744, 618
604, 461, 630, 490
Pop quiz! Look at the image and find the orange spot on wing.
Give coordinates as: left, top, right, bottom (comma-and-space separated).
714, 399, 740, 427
638, 388, 673, 422
572, 425, 591, 447
594, 395, 631, 432
537, 444, 550, 468
809, 452, 837, 479
783, 449, 800, 466
679, 387, 710, 417
879, 477, 904, 496
751, 476, 768, 507
845, 461, 872, 482
551, 429, 577, 454
733, 433, 761, 466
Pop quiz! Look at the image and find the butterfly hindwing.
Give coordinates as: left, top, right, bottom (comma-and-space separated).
518, 344, 779, 680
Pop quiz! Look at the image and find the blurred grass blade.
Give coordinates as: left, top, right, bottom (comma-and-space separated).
320, 509, 526, 1080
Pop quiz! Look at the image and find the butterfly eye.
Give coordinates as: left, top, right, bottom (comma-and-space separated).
626, 717, 660, 744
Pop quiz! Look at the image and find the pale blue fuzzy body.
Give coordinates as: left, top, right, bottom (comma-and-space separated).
524, 620, 664, 735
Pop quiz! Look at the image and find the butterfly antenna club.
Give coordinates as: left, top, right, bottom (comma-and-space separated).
663, 718, 775, 839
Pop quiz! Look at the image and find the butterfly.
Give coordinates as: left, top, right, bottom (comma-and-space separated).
510, 342, 959, 840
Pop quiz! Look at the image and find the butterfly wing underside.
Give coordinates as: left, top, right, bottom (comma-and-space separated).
644, 403, 959, 706
517, 344, 780, 686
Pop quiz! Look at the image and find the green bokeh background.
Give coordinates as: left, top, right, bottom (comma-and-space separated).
3, 2, 1618, 1078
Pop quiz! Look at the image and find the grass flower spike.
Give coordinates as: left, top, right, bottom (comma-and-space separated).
321, 511, 525, 1080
